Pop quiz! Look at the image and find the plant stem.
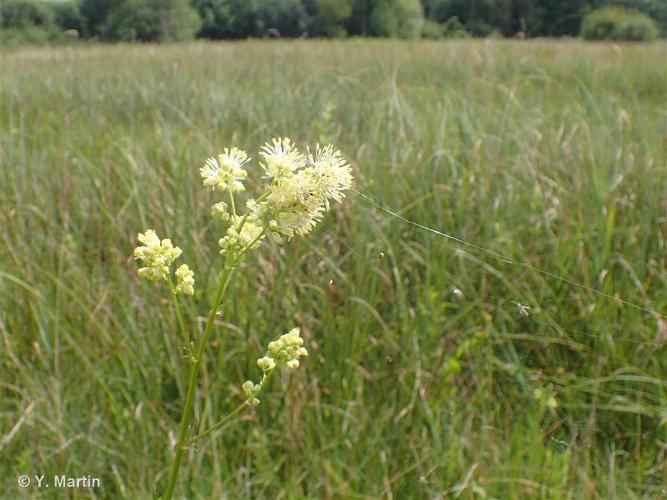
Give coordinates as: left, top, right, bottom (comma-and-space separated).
167, 277, 190, 344
163, 226, 268, 499
187, 399, 251, 446
235, 191, 269, 234
228, 189, 236, 217
189, 370, 274, 446
163, 261, 236, 500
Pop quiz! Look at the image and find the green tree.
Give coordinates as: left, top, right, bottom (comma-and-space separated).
52, 1, 86, 34
532, 0, 591, 36
0, 0, 62, 45
1, 0, 54, 29
508, 0, 545, 35
609, 0, 667, 34
429, 0, 512, 36
254, 0, 309, 37
79, 0, 119, 37
192, 0, 259, 39
347, 0, 370, 35
349, 0, 423, 38
102, 0, 201, 42
306, 0, 353, 37
581, 6, 658, 40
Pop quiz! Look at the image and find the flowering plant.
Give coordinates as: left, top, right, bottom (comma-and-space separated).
133, 138, 352, 498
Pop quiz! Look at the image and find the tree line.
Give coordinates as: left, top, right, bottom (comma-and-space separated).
1, 0, 665, 43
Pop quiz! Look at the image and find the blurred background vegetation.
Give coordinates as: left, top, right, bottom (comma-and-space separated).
1, 1, 666, 499
1, 39, 666, 498
0, 0, 665, 45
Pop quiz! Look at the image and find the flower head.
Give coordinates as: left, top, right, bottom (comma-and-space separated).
134, 229, 182, 281
175, 264, 195, 296
265, 170, 325, 239
256, 356, 276, 372
211, 201, 232, 222
245, 198, 267, 220
205, 139, 352, 246
200, 147, 249, 192
242, 380, 261, 406
306, 144, 353, 204
266, 328, 308, 369
241, 327, 308, 406
259, 137, 305, 179
218, 216, 265, 256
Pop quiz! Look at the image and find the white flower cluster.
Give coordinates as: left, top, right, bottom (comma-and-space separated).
201, 138, 352, 256
133, 139, 350, 310
174, 264, 195, 296
218, 216, 264, 257
262, 141, 353, 241
242, 328, 308, 406
200, 147, 249, 192
265, 327, 309, 369
131, 137, 349, 477
260, 137, 305, 178
133, 229, 195, 296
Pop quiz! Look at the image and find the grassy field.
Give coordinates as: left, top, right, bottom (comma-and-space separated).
0, 39, 666, 498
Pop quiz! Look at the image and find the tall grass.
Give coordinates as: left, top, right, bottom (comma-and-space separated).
1, 40, 666, 498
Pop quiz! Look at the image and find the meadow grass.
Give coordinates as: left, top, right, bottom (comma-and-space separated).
0, 39, 666, 498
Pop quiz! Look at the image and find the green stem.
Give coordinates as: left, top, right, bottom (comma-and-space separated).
167, 277, 190, 344
228, 189, 236, 217
163, 261, 236, 500
163, 223, 267, 498
189, 369, 274, 446
236, 191, 269, 234
238, 229, 267, 259
187, 399, 251, 446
